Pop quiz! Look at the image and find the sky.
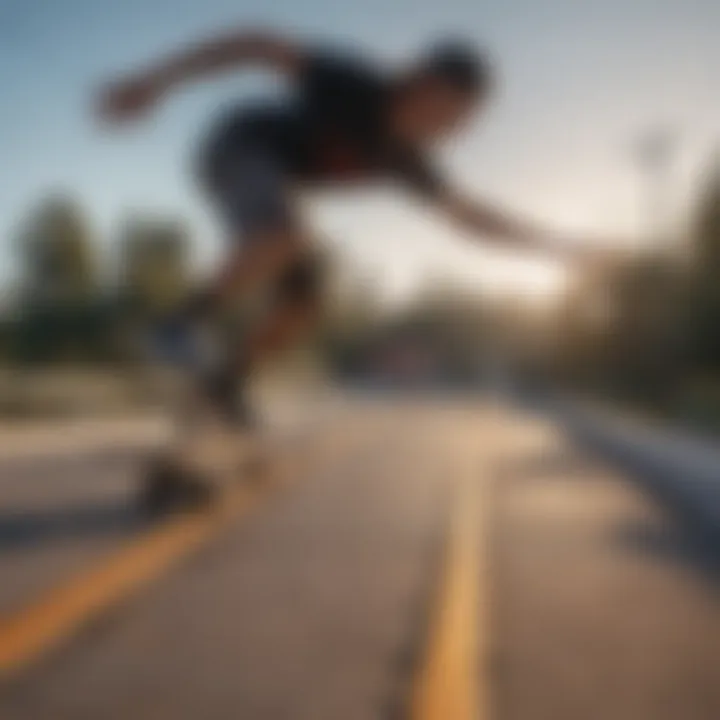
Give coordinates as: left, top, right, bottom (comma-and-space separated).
0, 0, 718, 302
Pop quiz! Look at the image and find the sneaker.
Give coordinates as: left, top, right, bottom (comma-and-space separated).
149, 316, 221, 374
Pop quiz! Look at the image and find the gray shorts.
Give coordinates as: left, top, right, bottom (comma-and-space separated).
199, 140, 295, 240
198, 137, 324, 305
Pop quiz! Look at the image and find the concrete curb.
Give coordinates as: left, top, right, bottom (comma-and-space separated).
0, 417, 171, 462
551, 401, 720, 534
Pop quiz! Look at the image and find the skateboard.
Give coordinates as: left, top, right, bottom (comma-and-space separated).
139, 367, 266, 516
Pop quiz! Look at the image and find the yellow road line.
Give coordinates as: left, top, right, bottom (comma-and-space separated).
0, 497, 246, 679
410, 452, 488, 720
0, 424, 361, 682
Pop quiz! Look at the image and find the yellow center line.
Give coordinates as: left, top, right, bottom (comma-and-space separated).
410, 442, 488, 720
0, 501, 237, 679
0, 419, 365, 682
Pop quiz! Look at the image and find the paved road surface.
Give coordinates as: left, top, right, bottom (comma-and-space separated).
0, 396, 717, 719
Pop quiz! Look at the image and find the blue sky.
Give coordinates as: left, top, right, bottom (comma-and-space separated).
1, 0, 718, 300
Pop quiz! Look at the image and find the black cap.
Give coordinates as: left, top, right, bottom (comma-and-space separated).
421, 39, 493, 95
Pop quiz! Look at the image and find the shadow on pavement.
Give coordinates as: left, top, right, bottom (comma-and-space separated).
0, 502, 147, 553
612, 517, 720, 586
500, 445, 720, 585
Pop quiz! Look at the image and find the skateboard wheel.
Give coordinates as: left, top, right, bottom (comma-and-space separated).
140, 458, 216, 516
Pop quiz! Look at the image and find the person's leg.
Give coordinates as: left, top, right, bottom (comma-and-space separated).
155, 229, 305, 377
184, 228, 304, 320
204, 251, 325, 423
239, 250, 325, 372
160, 139, 305, 379
184, 144, 305, 321
240, 295, 321, 373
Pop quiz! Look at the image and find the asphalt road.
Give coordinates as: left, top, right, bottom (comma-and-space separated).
0, 396, 717, 720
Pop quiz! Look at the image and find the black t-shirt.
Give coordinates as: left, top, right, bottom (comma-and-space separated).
204, 50, 445, 197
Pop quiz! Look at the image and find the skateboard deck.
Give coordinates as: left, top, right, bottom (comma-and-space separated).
139, 368, 266, 515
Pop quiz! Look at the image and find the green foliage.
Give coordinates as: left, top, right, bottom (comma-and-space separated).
16, 194, 98, 306
9, 300, 123, 365
318, 272, 487, 382
548, 154, 720, 424
604, 256, 689, 402
117, 215, 192, 320
687, 160, 720, 372
2, 156, 720, 424
2, 195, 192, 367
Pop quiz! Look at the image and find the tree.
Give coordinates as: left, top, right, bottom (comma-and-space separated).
117, 215, 192, 321
11, 194, 105, 363
397, 275, 487, 376
316, 265, 385, 376
16, 194, 98, 307
551, 250, 688, 404
603, 255, 688, 402
688, 158, 720, 373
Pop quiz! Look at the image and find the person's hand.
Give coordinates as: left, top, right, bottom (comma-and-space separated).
95, 73, 166, 124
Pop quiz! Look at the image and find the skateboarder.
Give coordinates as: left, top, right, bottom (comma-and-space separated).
97, 28, 603, 423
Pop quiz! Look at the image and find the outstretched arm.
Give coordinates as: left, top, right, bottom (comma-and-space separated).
437, 190, 576, 258
398, 155, 597, 261
433, 188, 624, 267
96, 29, 305, 122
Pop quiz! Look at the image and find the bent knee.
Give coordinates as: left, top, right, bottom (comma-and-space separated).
275, 253, 326, 306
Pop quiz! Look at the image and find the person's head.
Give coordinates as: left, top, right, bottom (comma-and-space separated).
391, 39, 494, 144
